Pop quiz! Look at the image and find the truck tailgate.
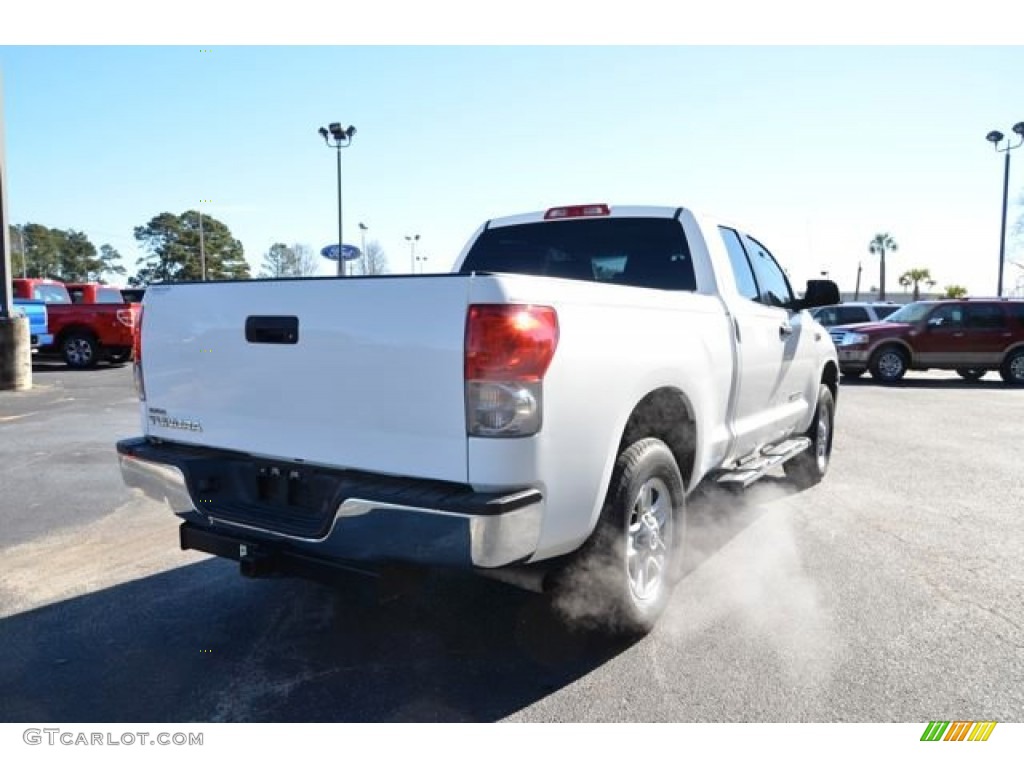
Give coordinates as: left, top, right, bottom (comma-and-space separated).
141, 277, 471, 483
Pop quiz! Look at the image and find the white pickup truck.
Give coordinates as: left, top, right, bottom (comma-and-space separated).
117, 204, 840, 633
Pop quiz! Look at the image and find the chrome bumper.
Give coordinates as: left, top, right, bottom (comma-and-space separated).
117, 441, 543, 569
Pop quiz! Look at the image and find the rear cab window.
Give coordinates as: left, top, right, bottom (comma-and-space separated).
33, 284, 72, 304
460, 217, 697, 291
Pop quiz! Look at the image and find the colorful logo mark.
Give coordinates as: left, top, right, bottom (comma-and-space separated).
921, 721, 997, 742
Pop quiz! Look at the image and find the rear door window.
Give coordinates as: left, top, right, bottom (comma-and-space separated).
461, 217, 696, 291
718, 227, 760, 301
837, 306, 871, 324
964, 304, 1006, 330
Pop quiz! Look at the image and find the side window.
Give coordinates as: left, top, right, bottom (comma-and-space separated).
964, 304, 1006, 330
875, 306, 900, 320
928, 305, 964, 328
718, 227, 759, 301
99, 288, 124, 303
742, 235, 794, 308
814, 307, 838, 326
837, 307, 870, 324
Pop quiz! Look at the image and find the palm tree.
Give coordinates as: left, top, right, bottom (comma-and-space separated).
868, 233, 898, 301
898, 268, 936, 300
942, 285, 968, 299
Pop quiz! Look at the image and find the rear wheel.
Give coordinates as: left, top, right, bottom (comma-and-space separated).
550, 438, 686, 636
1000, 349, 1024, 386
869, 346, 908, 383
784, 383, 835, 489
62, 332, 99, 369
956, 368, 986, 381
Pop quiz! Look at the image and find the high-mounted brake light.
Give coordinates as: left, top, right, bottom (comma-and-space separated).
544, 204, 611, 220
465, 305, 559, 437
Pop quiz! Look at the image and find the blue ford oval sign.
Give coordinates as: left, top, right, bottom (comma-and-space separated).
321, 244, 362, 262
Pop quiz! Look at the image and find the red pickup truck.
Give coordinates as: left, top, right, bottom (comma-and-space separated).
13, 278, 139, 368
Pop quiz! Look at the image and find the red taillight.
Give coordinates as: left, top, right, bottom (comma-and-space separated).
116, 308, 135, 327
543, 204, 610, 220
132, 306, 145, 401
465, 305, 559, 382
132, 306, 143, 362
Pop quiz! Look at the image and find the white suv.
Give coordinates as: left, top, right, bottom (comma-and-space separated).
810, 302, 899, 329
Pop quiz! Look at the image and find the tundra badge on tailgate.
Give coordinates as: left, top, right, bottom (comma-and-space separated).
147, 407, 203, 432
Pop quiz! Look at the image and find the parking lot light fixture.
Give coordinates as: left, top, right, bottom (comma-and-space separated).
318, 123, 356, 277
986, 123, 1024, 297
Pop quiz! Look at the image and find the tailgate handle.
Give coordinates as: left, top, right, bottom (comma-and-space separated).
245, 316, 299, 345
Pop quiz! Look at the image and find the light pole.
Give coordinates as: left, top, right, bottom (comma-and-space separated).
416, 254, 428, 273
986, 122, 1024, 297
405, 234, 420, 274
198, 208, 206, 281
318, 123, 356, 277
358, 222, 368, 276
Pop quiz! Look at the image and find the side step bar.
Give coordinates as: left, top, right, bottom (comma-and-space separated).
715, 437, 811, 489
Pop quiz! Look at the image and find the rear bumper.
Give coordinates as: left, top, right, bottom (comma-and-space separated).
116, 437, 543, 569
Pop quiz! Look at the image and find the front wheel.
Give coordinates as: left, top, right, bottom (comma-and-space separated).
1000, 349, 1024, 386
870, 346, 908, 383
551, 438, 686, 636
784, 383, 835, 490
956, 368, 986, 381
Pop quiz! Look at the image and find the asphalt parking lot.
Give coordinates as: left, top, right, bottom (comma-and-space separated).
1, 362, 1022, 722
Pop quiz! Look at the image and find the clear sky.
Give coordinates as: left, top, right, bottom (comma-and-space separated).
2, 41, 1024, 295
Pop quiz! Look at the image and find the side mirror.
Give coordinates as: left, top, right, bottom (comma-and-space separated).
799, 279, 841, 310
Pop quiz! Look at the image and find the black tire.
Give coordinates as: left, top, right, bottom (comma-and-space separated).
1000, 349, 1024, 386
550, 438, 686, 636
869, 346, 908, 383
61, 332, 100, 369
784, 384, 835, 490
956, 368, 986, 381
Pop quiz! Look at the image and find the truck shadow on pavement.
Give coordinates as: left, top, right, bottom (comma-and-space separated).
0, 557, 636, 722
0, 485, 791, 723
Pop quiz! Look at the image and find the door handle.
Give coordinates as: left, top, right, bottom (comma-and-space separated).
245, 316, 299, 344
779, 322, 793, 339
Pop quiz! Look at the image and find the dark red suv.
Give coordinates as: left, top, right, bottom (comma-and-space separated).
830, 298, 1024, 384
